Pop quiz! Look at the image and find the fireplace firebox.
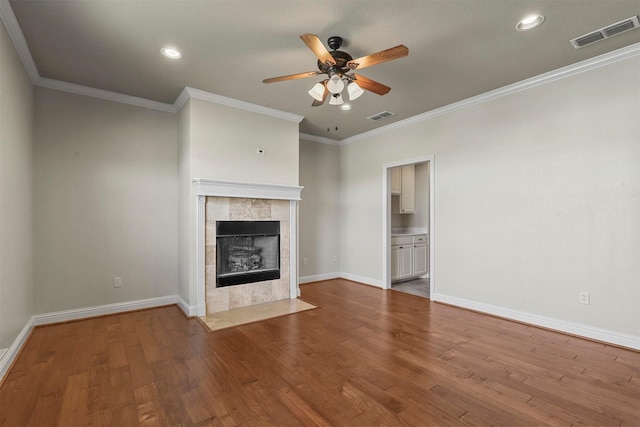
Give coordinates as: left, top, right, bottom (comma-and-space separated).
216, 221, 280, 287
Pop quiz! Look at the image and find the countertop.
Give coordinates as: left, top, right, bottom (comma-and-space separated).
391, 227, 428, 237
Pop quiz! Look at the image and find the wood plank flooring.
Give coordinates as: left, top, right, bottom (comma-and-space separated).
1, 279, 638, 426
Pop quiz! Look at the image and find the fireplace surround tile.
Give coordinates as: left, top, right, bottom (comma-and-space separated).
205, 244, 216, 266
205, 196, 291, 314
229, 198, 271, 220
229, 285, 252, 309
250, 283, 273, 305
209, 286, 229, 313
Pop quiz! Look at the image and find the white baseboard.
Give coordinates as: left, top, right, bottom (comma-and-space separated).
299, 272, 340, 284
432, 292, 640, 350
338, 272, 384, 288
0, 318, 34, 382
177, 295, 199, 317
299, 272, 383, 288
32, 295, 178, 326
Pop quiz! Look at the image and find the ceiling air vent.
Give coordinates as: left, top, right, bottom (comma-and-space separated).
367, 111, 396, 121
570, 15, 640, 49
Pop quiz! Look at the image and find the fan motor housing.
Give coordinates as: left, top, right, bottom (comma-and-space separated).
317, 50, 353, 75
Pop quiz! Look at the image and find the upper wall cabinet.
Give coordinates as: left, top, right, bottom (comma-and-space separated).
391, 167, 402, 195
400, 164, 415, 214
390, 165, 415, 214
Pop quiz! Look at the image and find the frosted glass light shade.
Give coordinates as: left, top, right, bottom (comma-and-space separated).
348, 82, 364, 100
308, 82, 325, 101
329, 93, 344, 105
327, 74, 345, 94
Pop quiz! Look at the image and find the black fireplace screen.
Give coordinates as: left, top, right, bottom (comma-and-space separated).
216, 221, 280, 287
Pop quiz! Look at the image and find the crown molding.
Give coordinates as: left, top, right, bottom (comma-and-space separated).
341, 41, 640, 145
173, 86, 191, 112
299, 133, 342, 145
0, 0, 39, 83
177, 87, 304, 123
37, 77, 176, 113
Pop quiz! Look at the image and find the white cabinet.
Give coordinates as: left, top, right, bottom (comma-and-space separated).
399, 165, 415, 214
391, 234, 427, 282
413, 243, 428, 277
391, 242, 412, 281
390, 167, 402, 195
390, 165, 415, 213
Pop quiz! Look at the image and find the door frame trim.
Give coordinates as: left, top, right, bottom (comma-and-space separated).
382, 155, 435, 292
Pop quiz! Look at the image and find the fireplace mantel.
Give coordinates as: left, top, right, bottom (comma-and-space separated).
192, 179, 303, 316
192, 178, 303, 201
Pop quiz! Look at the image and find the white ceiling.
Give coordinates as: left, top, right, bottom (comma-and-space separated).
7, 0, 640, 140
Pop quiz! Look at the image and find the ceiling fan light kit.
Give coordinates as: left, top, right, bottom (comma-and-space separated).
327, 74, 345, 94
263, 34, 408, 107
347, 82, 364, 100
308, 82, 326, 101
329, 93, 344, 105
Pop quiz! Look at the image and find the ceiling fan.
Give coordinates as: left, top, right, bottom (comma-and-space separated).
263, 34, 408, 106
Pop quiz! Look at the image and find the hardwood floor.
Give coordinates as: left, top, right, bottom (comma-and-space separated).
1, 279, 638, 426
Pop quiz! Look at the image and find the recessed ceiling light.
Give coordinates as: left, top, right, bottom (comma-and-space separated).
516, 14, 545, 31
340, 104, 352, 111
161, 47, 182, 59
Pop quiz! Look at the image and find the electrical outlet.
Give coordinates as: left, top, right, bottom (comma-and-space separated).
579, 292, 590, 305
114, 277, 122, 288
333, 255, 337, 263
303, 258, 308, 266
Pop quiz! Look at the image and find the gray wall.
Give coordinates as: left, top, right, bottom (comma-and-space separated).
299, 138, 340, 279
0, 20, 34, 350
34, 87, 178, 313
339, 56, 639, 336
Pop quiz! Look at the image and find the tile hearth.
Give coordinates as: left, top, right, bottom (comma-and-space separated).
199, 299, 317, 332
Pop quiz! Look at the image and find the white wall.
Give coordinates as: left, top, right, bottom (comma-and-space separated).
0, 20, 34, 350
340, 55, 640, 337
189, 98, 299, 185
299, 138, 340, 280
33, 87, 178, 313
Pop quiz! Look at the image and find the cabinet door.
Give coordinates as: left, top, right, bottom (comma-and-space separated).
400, 164, 415, 214
398, 245, 413, 278
413, 243, 428, 276
390, 167, 402, 195
390, 246, 400, 281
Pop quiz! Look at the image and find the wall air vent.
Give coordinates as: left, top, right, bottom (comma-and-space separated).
570, 15, 640, 49
367, 111, 396, 121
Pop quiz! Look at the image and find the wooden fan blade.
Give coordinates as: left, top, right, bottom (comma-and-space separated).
311, 82, 329, 106
262, 71, 320, 84
347, 45, 408, 70
300, 34, 336, 65
353, 74, 391, 95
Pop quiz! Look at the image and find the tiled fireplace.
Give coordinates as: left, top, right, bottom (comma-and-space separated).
193, 179, 302, 316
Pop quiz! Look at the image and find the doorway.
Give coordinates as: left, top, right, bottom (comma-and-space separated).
382, 156, 434, 296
